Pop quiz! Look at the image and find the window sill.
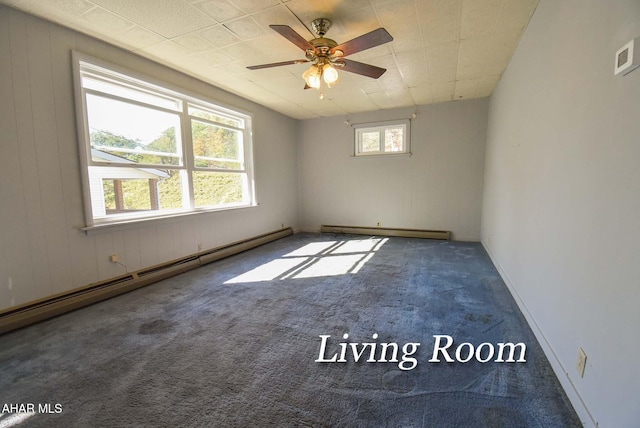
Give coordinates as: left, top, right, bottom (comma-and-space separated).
351, 153, 412, 159
81, 204, 258, 235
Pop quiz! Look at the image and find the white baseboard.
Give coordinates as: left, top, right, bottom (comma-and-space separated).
481, 240, 596, 428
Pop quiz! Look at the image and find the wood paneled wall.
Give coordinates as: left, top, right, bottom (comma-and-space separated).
0, 6, 299, 311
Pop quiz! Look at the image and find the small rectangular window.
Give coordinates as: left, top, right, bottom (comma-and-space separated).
73, 52, 255, 228
354, 120, 410, 156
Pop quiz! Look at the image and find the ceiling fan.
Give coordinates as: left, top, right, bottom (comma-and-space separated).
247, 18, 393, 98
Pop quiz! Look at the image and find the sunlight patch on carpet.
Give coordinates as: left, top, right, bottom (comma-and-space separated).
224, 238, 388, 284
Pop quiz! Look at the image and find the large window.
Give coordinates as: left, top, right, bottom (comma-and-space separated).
354, 120, 410, 156
73, 52, 255, 228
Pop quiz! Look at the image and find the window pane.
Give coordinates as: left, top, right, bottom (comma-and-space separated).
89, 167, 185, 218
87, 94, 182, 166
192, 120, 243, 170
189, 105, 243, 128
77, 57, 255, 225
384, 127, 404, 152
193, 171, 245, 207
361, 131, 380, 152
82, 74, 180, 111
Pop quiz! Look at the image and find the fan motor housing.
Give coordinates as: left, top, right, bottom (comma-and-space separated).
310, 37, 338, 55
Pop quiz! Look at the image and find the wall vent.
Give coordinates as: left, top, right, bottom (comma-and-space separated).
321, 224, 451, 240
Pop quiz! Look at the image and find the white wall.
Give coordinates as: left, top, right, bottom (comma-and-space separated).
482, 0, 640, 426
298, 100, 488, 241
0, 6, 299, 311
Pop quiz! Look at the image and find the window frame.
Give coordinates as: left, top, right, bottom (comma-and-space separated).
72, 51, 256, 229
353, 119, 411, 157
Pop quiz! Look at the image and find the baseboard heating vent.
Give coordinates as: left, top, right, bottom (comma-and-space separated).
0, 227, 293, 335
198, 228, 293, 265
321, 225, 451, 240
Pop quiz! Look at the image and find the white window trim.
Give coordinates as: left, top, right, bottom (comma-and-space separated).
71, 51, 256, 230
353, 119, 411, 157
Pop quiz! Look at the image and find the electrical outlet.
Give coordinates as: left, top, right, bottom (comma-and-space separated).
110, 254, 118, 263
576, 348, 587, 378
376, 221, 381, 227
281, 223, 284, 228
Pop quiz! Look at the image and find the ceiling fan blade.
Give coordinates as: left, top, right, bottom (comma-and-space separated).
270, 25, 316, 52
331, 28, 393, 57
247, 59, 310, 70
339, 59, 387, 79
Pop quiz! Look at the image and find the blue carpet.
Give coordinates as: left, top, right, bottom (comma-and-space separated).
0, 233, 581, 427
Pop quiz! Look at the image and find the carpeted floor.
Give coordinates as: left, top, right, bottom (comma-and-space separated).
0, 233, 581, 427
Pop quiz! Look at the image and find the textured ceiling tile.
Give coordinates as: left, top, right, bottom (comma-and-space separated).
418, 0, 462, 45
78, 6, 134, 32
90, 0, 215, 38
332, 0, 372, 13
365, 91, 390, 109
200, 25, 241, 47
348, 44, 392, 61
250, 34, 303, 60
252, 4, 302, 30
460, 0, 501, 39
483, 30, 521, 74
425, 41, 459, 82
390, 36, 424, 54
142, 40, 192, 62
395, 49, 426, 66
194, 0, 243, 23
246, 65, 300, 81
270, 86, 308, 101
379, 70, 407, 91
374, 0, 415, 27
181, 54, 216, 69
211, 62, 252, 76
173, 33, 215, 53
224, 16, 265, 40
387, 88, 417, 107
199, 49, 237, 65
230, 0, 279, 14
358, 53, 396, 69
332, 95, 379, 115
495, 0, 538, 33
335, 2, 378, 26
5, 0, 538, 118
453, 77, 480, 99
306, 102, 350, 118
409, 85, 433, 105
112, 25, 164, 50
252, 73, 302, 89
16, 0, 94, 18
456, 35, 492, 80
222, 41, 264, 61
243, 83, 290, 104
285, 0, 335, 32
356, 77, 384, 94
400, 63, 429, 87
430, 80, 455, 103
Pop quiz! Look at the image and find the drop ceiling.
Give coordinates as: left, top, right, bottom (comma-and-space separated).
0, 0, 538, 119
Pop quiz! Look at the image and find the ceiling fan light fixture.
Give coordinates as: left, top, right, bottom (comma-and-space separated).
302, 65, 322, 89
322, 63, 339, 85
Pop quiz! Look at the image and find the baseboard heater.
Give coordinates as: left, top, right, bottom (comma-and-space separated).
0, 227, 293, 335
321, 224, 451, 240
